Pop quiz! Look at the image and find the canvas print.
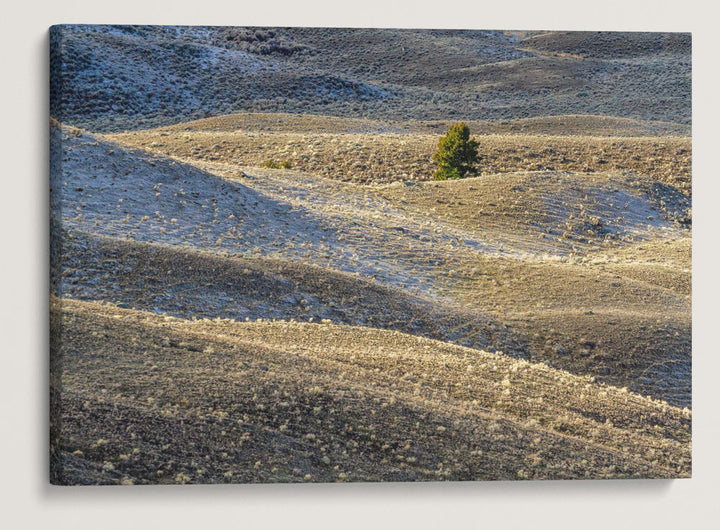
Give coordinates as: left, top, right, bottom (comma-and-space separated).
49, 26, 691, 485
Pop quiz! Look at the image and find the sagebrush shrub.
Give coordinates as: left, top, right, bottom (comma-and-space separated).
262, 160, 292, 169
433, 122, 480, 180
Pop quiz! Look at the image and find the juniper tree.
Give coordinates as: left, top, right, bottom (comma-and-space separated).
432, 122, 480, 180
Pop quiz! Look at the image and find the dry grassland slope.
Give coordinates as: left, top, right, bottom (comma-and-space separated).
50, 26, 690, 132
52, 118, 691, 414
52, 298, 690, 485
109, 113, 691, 193
49, 26, 692, 485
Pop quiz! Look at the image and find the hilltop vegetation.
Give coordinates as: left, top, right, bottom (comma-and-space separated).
109, 113, 692, 193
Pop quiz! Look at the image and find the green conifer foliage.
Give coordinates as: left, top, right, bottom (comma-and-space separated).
432, 122, 481, 180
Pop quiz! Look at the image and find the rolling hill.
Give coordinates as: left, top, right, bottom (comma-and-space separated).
49, 27, 691, 485
50, 26, 691, 132
52, 297, 690, 484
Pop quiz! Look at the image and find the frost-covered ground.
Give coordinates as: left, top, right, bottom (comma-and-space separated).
50, 121, 691, 408
50, 26, 691, 132
52, 125, 687, 298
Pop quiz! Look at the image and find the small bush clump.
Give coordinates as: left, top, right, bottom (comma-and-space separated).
262, 160, 293, 169
433, 122, 480, 180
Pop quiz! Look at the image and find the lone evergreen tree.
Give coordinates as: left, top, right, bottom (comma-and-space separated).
432, 122, 480, 180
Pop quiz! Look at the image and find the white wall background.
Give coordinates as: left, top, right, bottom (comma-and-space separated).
1, 2, 717, 529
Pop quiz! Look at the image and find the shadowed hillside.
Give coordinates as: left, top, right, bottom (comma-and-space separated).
50, 26, 691, 132
52, 121, 691, 410
53, 298, 690, 484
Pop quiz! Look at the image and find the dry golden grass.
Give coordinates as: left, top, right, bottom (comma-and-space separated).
66, 121, 691, 408
366, 170, 691, 406
108, 113, 691, 193
51, 26, 692, 487
56, 214, 690, 409
599, 237, 691, 294
521, 31, 691, 59
56, 229, 522, 356
375, 170, 690, 247
148, 112, 690, 137
52, 298, 690, 485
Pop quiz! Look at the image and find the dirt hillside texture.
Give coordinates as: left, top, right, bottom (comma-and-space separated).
53, 298, 690, 484
50, 26, 691, 132
50, 27, 691, 485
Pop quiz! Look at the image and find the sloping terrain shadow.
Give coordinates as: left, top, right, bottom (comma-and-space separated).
52, 298, 690, 484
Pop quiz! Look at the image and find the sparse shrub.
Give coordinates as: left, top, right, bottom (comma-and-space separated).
262, 160, 293, 169
432, 122, 481, 180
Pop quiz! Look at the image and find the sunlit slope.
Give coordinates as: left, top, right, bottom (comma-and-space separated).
52, 120, 691, 406
375, 173, 690, 406
52, 298, 690, 485
56, 229, 522, 356
53, 123, 469, 293
521, 31, 690, 59
139, 112, 691, 136
375, 171, 690, 252
108, 114, 691, 192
